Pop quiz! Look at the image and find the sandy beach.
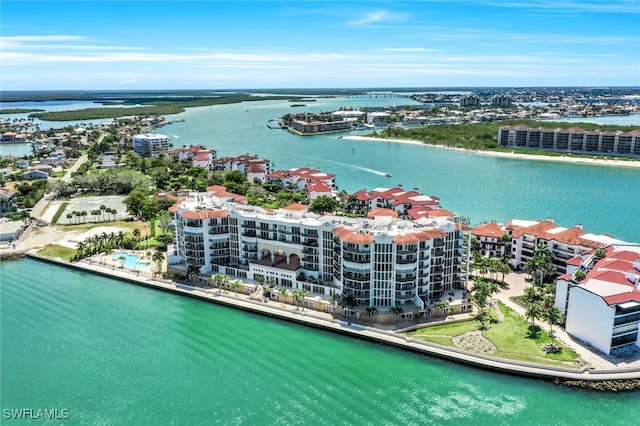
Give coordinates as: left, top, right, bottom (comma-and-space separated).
343, 135, 640, 169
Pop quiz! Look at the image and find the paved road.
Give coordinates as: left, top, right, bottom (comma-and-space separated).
29, 153, 88, 221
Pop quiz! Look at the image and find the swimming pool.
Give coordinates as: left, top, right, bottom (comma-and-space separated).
112, 252, 149, 269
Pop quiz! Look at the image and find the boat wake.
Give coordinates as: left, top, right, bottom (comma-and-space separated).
321, 158, 389, 176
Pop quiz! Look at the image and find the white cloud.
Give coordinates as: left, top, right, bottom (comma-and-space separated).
348, 10, 408, 26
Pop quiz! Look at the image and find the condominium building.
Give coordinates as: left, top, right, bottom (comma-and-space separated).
471, 222, 508, 259
169, 189, 465, 314
506, 219, 626, 275
132, 133, 171, 157
555, 244, 640, 355
497, 125, 640, 157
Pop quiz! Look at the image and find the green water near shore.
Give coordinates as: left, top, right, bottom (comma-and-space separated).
1, 259, 638, 424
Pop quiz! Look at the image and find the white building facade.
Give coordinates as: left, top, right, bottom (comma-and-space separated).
557, 245, 640, 355
169, 191, 465, 313
133, 133, 171, 157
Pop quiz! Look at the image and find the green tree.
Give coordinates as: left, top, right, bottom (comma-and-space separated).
525, 300, 543, 333
309, 196, 339, 215
573, 269, 587, 282
124, 186, 149, 218
389, 306, 404, 325
151, 251, 164, 276
545, 306, 564, 338
231, 280, 241, 296
525, 242, 556, 287
278, 287, 289, 306
471, 278, 491, 328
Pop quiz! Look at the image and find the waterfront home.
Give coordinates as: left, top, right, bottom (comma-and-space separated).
497, 125, 640, 157
346, 187, 440, 216
506, 219, 626, 275
305, 181, 333, 200
556, 244, 640, 355
166, 145, 217, 167
0, 218, 23, 242
0, 187, 16, 214
1, 131, 17, 142
289, 118, 353, 135
210, 154, 271, 179
168, 191, 465, 321
22, 170, 49, 180
266, 167, 336, 193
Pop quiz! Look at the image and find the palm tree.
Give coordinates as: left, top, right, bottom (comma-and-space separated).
118, 255, 126, 268
365, 307, 378, 324
435, 301, 448, 317
329, 291, 340, 307
299, 288, 309, 311
545, 306, 564, 338
186, 264, 200, 284
291, 289, 302, 310
151, 251, 164, 276
525, 242, 556, 287
231, 280, 241, 296
525, 300, 543, 334
471, 279, 491, 328
389, 306, 404, 324
278, 287, 288, 306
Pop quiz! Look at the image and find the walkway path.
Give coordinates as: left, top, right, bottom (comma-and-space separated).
496, 272, 640, 370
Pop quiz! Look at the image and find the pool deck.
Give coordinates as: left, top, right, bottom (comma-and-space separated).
22, 252, 640, 389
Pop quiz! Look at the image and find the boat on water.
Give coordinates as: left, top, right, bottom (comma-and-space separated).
384, 172, 392, 177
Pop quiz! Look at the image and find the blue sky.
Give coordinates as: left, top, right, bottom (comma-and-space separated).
1, 0, 638, 90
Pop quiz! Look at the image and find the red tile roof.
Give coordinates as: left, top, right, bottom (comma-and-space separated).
181, 209, 229, 219
332, 226, 374, 244
283, 203, 309, 212
472, 222, 504, 238
367, 208, 398, 218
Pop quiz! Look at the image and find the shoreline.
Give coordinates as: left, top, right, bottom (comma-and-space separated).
343, 135, 640, 169
19, 252, 640, 391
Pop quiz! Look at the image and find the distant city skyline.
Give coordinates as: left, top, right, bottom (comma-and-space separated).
1, 0, 638, 90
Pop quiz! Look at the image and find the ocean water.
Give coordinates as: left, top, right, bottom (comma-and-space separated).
1, 96, 639, 423
1, 259, 638, 425
163, 98, 640, 242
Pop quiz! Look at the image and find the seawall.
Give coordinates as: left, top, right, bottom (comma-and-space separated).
22, 253, 640, 391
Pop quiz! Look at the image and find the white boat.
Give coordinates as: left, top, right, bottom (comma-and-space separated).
384, 172, 392, 177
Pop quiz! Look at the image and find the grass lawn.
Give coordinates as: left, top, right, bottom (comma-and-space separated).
55, 220, 148, 235
407, 301, 580, 368
38, 244, 76, 261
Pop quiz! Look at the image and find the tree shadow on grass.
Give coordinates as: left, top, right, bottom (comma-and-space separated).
526, 324, 541, 339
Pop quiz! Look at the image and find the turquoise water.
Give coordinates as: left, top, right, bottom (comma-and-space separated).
1, 259, 638, 424
2, 96, 639, 423
164, 98, 640, 242
112, 252, 148, 269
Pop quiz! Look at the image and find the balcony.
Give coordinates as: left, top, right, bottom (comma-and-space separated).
395, 293, 414, 302
343, 254, 371, 264
302, 239, 318, 247
395, 275, 417, 283
396, 283, 413, 292
397, 256, 417, 264
343, 272, 371, 281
